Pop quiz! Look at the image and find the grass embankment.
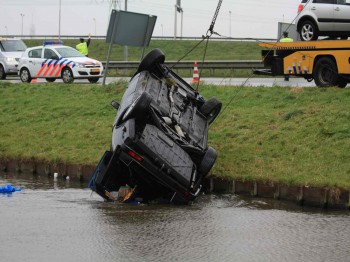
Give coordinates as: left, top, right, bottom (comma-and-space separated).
1, 82, 350, 188
23, 39, 263, 77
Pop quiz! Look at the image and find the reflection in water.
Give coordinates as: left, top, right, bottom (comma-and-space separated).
0, 172, 349, 262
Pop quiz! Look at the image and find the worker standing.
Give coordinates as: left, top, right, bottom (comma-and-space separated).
76, 34, 91, 56
280, 31, 293, 81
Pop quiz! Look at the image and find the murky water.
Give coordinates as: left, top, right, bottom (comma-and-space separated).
1, 172, 349, 262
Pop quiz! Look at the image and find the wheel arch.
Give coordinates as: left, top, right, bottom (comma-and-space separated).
313, 55, 338, 73
297, 16, 318, 32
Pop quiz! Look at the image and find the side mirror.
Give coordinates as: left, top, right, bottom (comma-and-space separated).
111, 100, 120, 110
51, 55, 59, 60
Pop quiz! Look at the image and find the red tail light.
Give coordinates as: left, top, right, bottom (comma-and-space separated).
128, 151, 143, 162
298, 4, 304, 13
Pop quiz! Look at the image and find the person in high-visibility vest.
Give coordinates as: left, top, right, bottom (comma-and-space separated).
76, 34, 91, 56
280, 31, 293, 81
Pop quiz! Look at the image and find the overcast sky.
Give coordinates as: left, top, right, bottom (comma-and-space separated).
0, 0, 301, 38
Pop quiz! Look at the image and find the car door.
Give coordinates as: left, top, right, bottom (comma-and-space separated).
333, 0, 350, 31
311, 0, 335, 31
27, 48, 43, 77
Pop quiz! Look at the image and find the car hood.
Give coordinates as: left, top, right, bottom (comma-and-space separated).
2, 51, 24, 59
64, 57, 102, 66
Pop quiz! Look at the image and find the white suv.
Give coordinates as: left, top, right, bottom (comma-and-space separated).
0, 38, 27, 79
296, 0, 350, 41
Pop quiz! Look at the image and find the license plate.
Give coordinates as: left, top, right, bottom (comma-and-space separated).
91, 69, 100, 73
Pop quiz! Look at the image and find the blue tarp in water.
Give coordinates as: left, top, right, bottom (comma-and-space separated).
0, 184, 21, 193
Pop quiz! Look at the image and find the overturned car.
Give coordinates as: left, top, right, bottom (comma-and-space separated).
89, 49, 222, 204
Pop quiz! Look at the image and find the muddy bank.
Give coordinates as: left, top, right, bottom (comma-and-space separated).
1, 157, 349, 210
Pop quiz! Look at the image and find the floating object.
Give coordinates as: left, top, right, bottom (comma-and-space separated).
54, 172, 58, 178
0, 184, 21, 193
66, 176, 70, 180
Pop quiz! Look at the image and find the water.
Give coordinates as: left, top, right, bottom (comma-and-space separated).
0, 172, 349, 262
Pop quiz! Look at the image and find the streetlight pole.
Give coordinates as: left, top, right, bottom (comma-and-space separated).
93, 18, 96, 36
58, 0, 61, 40
20, 13, 25, 36
229, 11, 231, 38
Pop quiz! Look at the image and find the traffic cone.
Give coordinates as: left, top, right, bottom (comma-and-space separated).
31, 78, 38, 83
192, 61, 200, 84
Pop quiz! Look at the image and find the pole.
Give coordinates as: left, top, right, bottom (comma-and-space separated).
229, 11, 231, 38
174, 4, 177, 40
180, 10, 183, 39
58, 0, 61, 40
124, 0, 128, 62
20, 13, 25, 36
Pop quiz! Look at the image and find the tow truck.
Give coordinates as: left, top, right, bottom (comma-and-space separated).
255, 40, 350, 88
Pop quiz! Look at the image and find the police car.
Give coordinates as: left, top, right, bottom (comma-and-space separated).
18, 41, 104, 83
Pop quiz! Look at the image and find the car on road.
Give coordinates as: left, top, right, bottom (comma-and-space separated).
0, 37, 27, 80
296, 0, 350, 41
89, 49, 222, 204
18, 41, 104, 83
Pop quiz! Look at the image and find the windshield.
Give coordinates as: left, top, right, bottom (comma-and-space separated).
0, 40, 27, 52
55, 47, 85, 58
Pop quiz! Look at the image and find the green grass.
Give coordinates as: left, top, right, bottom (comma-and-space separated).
1, 82, 350, 189
22, 39, 263, 77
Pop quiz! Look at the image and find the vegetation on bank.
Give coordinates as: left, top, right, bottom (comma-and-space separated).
23, 39, 263, 77
1, 82, 349, 188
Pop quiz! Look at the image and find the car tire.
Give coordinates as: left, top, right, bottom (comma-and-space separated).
0, 65, 6, 80
313, 57, 338, 87
199, 97, 222, 125
88, 78, 99, 83
122, 92, 153, 122
20, 68, 32, 83
46, 78, 56, 82
299, 20, 318, 41
61, 67, 74, 83
198, 147, 217, 176
137, 49, 165, 73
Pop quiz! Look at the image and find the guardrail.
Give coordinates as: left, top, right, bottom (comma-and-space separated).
104, 60, 264, 70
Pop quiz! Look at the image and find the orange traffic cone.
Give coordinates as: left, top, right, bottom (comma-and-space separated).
192, 61, 200, 84
31, 78, 38, 83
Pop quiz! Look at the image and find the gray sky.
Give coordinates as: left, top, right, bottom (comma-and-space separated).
0, 0, 301, 38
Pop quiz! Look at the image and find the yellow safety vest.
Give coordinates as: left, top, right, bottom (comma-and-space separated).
76, 42, 88, 56
280, 37, 294, 42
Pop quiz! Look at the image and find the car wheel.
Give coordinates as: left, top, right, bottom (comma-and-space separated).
199, 97, 222, 125
198, 147, 217, 176
46, 78, 56, 82
88, 78, 99, 83
137, 49, 165, 73
300, 20, 318, 41
313, 57, 338, 87
20, 68, 32, 83
122, 92, 153, 122
0, 65, 6, 80
61, 67, 74, 83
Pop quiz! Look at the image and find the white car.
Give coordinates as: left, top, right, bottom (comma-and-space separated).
18, 41, 104, 83
0, 37, 27, 80
296, 0, 350, 41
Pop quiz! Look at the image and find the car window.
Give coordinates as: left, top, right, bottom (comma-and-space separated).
28, 48, 42, 58
0, 40, 27, 52
44, 49, 57, 59
336, 0, 346, 4
313, 0, 335, 3
55, 47, 85, 58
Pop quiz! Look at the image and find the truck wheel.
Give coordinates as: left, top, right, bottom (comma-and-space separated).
300, 20, 318, 41
20, 68, 32, 83
0, 65, 6, 80
199, 97, 222, 125
314, 57, 338, 87
137, 49, 165, 73
122, 92, 153, 122
61, 67, 74, 83
198, 147, 217, 176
